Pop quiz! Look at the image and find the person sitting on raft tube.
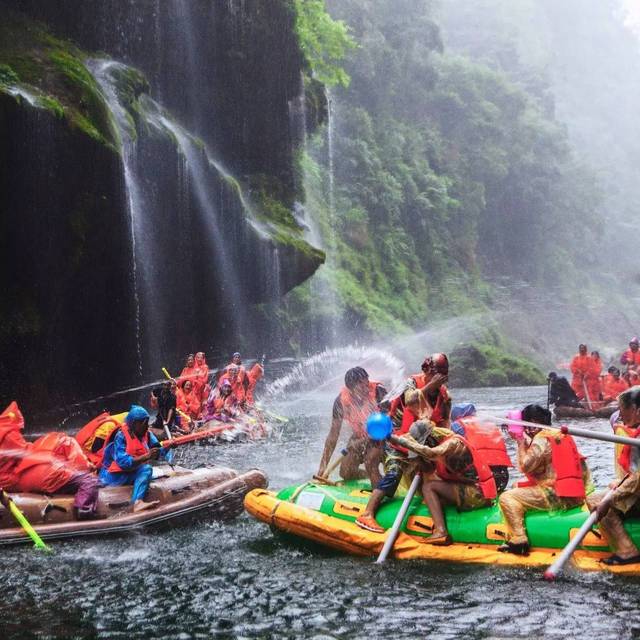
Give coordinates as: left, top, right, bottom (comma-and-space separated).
355, 354, 450, 533
193, 352, 210, 401
99, 405, 174, 513
547, 372, 581, 408
1, 402, 100, 520
587, 386, 640, 565
222, 363, 248, 406
498, 404, 591, 556
177, 379, 201, 422
602, 366, 629, 405
150, 379, 179, 435
389, 411, 512, 545
204, 378, 239, 421
317, 367, 387, 485
621, 337, 640, 372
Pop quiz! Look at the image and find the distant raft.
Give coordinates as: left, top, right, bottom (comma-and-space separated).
553, 404, 618, 419
0, 465, 267, 545
245, 480, 640, 574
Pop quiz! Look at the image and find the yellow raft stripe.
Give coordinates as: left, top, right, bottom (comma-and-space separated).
243, 490, 640, 574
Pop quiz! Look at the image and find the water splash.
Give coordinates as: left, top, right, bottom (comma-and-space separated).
264, 345, 406, 403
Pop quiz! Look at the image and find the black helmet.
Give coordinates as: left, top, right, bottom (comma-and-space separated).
345, 366, 369, 390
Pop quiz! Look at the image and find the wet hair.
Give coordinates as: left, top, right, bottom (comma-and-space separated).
547, 371, 557, 381
618, 386, 640, 410
608, 366, 620, 375
344, 366, 369, 390
522, 404, 552, 426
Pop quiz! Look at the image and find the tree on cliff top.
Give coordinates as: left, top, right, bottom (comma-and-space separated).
293, 0, 355, 87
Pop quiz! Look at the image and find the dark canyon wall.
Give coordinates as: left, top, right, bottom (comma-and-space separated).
0, 1, 325, 412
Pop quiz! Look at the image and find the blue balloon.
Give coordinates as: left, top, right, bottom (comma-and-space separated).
366, 412, 392, 440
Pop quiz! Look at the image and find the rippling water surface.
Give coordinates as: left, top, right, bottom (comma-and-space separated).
2, 386, 640, 639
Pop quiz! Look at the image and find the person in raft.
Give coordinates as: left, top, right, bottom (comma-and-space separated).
355, 353, 451, 533
587, 386, 640, 565
204, 377, 239, 421
602, 366, 629, 404
547, 372, 581, 408
621, 337, 640, 372
150, 378, 179, 435
389, 412, 509, 545
317, 367, 387, 484
498, 404, 591, 555
570, 344, 592, 401
99, 405, 174, 512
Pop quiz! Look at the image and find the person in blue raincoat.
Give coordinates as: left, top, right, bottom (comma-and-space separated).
99, 405, 174, 512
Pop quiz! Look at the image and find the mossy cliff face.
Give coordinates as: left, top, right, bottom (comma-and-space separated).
0, 3, 324, 411
0, 45, 138, 408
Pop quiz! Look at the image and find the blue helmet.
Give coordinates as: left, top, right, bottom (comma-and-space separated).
125, 404, 150, 425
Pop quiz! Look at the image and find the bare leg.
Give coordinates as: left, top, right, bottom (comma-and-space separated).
421, 480, 458, 537
339, 450, 367, 480
364, 444, 383, 488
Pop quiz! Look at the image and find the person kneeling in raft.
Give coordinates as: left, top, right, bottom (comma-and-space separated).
390, 418, 503, 546
498, 404, 591, 556
99, 405, 175, 513
588, 386, 640, 565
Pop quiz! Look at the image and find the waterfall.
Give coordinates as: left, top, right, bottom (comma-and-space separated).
88, 59, 148, 375
326, 88, 336, 225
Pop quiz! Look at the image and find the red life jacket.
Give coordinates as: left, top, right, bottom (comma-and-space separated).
339, 381, 381, 438
434, 434, 498, 499
106, 424, 151, 473
75, 412, 123, 467
622, 349, 640, 367
617, 426, 640, 473
523, 433, 585, 498
456, 418, 513, 467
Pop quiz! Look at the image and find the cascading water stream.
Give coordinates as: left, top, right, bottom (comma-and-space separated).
88, 59, 147, 376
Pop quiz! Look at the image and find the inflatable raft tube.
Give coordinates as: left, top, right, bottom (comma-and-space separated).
0, 465, 267, 545
553, 404, 617, 419
245, 480, 640, 574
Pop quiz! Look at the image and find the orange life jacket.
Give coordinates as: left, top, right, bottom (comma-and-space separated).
523, 433, 585, 498
455, 418, 513, 467
75, 412, 123, 467
617, 426, 640, 474
339, 381, 381, 438
622, 349, 640, 368
434, 434, 498, 499
602, 374, 628, 402
106, 424, 151, 473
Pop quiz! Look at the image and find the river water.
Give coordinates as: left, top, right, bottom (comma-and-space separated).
2, 385, 639, 639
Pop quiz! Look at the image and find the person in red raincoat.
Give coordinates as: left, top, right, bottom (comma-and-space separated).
0, 402, 99, 518
570, 344, 591, 400
177, 379, 202, 421
602, 366, 630, 404
192, 352, 210, 401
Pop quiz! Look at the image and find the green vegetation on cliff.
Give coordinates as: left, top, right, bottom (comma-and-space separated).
0, 8, 118, 149
284, 0, 605, 382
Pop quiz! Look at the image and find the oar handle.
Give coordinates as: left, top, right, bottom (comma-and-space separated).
479, 413, 640, 448
160, 423, 233, 447
376, 472, 421, 564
